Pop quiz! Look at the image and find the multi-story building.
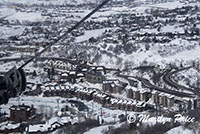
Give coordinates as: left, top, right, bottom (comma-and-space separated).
10, 104, 36, 122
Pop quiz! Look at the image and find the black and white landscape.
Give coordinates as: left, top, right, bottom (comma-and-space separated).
0, 0, 200, 133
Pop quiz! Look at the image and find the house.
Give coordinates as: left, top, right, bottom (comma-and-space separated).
110, 98, 119, 109
102, 79, 125, 94
109, 98, 146, 112
167, 95, 175, 107
151, 91, 160, 104
126, 86, 151, 102
175, 98, 190, 111
60, 71, 83, 84
126, 86, 141, 100
140, 89, 151, 102
93, 92, 108, 106
136, 102, 146, 112
10, 104, 36, 122
75, 88, 97, 101
27, 117, 67, 134
85, 69, 104, 84
60, 73, 69, 82
117, 100, 125, 110
161, 94, 168, 107
75, 88, 90, 100
43, 85, 72, 98
0, 123, 21, 134
194, 98, 200, 109
88, 37, 97, 42
68, 71, 77, 83
152, 92, 174, 107
7, 46, 38, 53
126, 88, 133, 98
126, 100, 136, 111
133, 90, 140, 100
47, 60, 75, 71
158, 93, 165, 106
127, 78, 138, 87
68, 100, 88, 111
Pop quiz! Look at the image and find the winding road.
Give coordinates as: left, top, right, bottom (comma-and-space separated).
119, 73, 194, 98
163, 66, 200, 97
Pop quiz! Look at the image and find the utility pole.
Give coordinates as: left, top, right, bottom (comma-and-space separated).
99, 108, 103, 124
100, 108, 102, 117
18, 96, 20, 106
57, 98, 60, 110
113, 114, 116, 123
92, 102, 94, 112
156, 103, 158, 124
125, 109, 127, 119
101, 107, 103, 121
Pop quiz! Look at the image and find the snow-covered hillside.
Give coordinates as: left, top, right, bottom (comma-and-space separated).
0, 0, 97, 5
173, 68, 200, 88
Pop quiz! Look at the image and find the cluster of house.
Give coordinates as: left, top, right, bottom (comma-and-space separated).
0, 101, 84, 134
47, 60, 77, 71
59, 71, 84, 83
108, 98, 146, 112
151, 91, 175, 107
0, 104, 36, 133
71, 29, 84, 37
46, 59, 108, 84
27, 117, 74, 134
81, 4, 200, 46
42, 84, 148, 112
151, 5, 198, 19
7, 46, 38, 53
84, 67, 105, 84
1, 103, 81, 134
0, 110, 74, 134
42, 85, 74, 98
43, 59, 200, 112
128, 85, 200, 110
0, 122, 21, 134
126, 87, 174, 107
102, 79, 127, 94
39, 57, 200, 113
46, 60, 85, 83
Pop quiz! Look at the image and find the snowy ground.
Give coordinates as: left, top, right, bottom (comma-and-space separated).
0, 0, 95, 5
0, 26, 24, 39
174, 67, 200, 89
0, 96, 67, 116
0, 6, 16, 18
75, 28, 109, 43
84, 122, 123, 134
6, 12, 46, 23
165, 126, 194, 134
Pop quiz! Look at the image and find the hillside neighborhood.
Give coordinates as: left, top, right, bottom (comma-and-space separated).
0, 0, 200, 134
